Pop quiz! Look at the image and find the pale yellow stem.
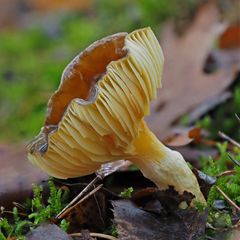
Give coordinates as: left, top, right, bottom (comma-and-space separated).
129, 121, 205, 203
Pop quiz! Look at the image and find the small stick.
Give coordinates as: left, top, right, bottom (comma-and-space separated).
205, 236, 217, 240
235, 113, 240, 123
228, 153, 240, 167
13, 202, 27, 211
56, 160, 129, 219
1, 210, 27, 217
216, 170, 236, 177
69, 232, 117, 240
218, 131, 240, 149
56, 175, 102, 219
216, 186, 240, 212
57, 184, 103, 219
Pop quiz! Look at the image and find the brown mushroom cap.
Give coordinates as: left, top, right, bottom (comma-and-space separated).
28, 27, 164, 179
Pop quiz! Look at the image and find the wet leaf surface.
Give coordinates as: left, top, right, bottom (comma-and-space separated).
213, 200, 227, 210
193, 169, 217, 199
113, 187, 208, 240
26, 223, 73, 240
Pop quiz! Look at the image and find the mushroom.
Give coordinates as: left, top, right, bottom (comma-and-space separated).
27, 27, 205, 203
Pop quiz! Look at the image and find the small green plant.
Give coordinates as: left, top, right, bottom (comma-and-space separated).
201, 142, 240, 229
104, 223, 118, 238
110, 224, 118, 237
59, 219, 70, 232
119, 187, 134, 198
201, 142, 229, 176
0, 179, 69, 239
193, 200, 207, 212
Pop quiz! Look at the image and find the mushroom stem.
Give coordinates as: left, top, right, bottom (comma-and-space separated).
129, 121, 205, 203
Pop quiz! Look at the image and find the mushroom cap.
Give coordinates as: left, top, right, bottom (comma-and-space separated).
28, 27, 164, 178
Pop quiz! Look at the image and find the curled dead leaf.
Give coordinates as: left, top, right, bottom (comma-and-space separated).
148, 1, 240, 139
164, 127, 202, 147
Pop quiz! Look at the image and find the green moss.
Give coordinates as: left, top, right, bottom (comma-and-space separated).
201, 142, 229, 176
0, 179, 69, 239
119, 187, 134, 198
201, 142, 240, 229
110, 224, 118, 237
193, 200, 207, 212
208, 211, 232, 228
59, 219, 70, 232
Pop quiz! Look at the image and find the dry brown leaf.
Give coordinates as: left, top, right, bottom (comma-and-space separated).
219, 24, 240, 49
163, 127, 202, 147
65, 188, 112, 232
147, 1, 240, 139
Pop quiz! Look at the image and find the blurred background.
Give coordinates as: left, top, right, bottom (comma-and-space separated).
0, 0, 239, 143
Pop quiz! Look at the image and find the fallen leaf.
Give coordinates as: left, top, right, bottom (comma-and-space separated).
212, 200, 227, 210
219, 24, 240, 49
113, 188, 207, 240
186, 91, 232, 124
147, 1, 240, 139
193, 169, 217, 199
208, 49, 240, 72
26, 223, 72, 240
164, 127, 202, 147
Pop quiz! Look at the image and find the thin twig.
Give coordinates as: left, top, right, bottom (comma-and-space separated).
13, 202, 27, 211
53, 178, 85, 186
216, 170, 236, 177
228, 153, 240, 167
69, 232, 117, 240
205, 236, 217, 240
57, 184, 103, 219
218, 131, 240, 149
216, 186, 240, 212
56, 160, 129, 219
206, 222, 218, 231
56, 175, 102, 219
235, 113, 240, 123
1, 210, 27, 217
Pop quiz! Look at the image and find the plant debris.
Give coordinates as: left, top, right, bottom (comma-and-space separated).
113, 188, 207, 240
26, 223, 73, 240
